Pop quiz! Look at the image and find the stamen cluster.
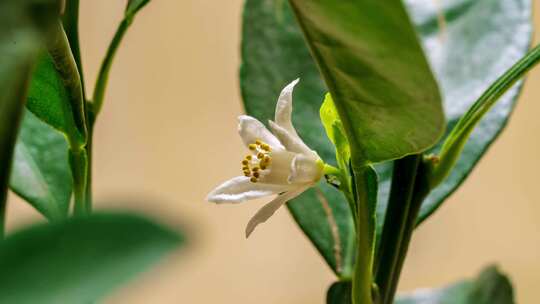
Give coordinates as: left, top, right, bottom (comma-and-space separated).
241, 139, 272, 183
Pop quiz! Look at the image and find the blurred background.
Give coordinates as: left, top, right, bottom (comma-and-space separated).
5, 1, 540, 303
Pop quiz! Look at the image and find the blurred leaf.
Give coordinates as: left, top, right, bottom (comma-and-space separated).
288, 0, 445, 164
376, 0, 533, 231
0, 0, 45, 235
241, 0, 354, 276
396, 265, 514, 304
10, 110, 72, 220
0, 213, 183, 304
125, 0, 151, 19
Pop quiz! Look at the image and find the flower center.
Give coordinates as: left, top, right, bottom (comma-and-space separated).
241, 139, 272, 183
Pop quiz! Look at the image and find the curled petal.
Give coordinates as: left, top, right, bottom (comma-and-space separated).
274, 78, 300, 135
238, 115, 283, 150
207, 176, 289, 204
289, 154, 323, 184
269, 120, 314, 156
245, 185, 309, 238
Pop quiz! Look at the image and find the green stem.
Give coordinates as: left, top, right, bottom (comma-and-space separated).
384, 160, 432, 304
429, 44, 540, 188
351, 165, 376, 304
92, 18, 131, 117
85, 106, 96, 212
69, 148, 88, 216
375, 155, 421, 304
62, 0, 85, 100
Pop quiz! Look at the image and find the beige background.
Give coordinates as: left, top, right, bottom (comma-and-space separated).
5, 1, 540, 303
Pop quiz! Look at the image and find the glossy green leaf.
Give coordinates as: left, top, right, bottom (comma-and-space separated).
376, 0, 533, 230
288, 0, 445, 164
241, 0, 354, 276
396, 266, 514, 304
0, 212, 183, 304
10, 110, 72, 220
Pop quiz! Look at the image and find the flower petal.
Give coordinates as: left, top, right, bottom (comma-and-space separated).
289, 154, 323, 184
238, 115, 283, 150
206, 176, 289, 204
269, 120, 315, 156
274, 78, 300, 135
245, 185, 309, 238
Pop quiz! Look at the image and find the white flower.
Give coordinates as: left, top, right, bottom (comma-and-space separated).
206, 79, 325, 237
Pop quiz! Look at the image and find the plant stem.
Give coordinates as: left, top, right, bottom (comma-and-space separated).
375, 155, 421, 304
69, 148, 88, 216
384, 160, 432, 304
92, 18, 130, 117
351, 165, 377, 304
85, 106, 96, 212
62, 0, 85, 100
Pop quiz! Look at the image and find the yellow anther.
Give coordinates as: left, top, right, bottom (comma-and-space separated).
250, 177, 258, 183
252, 167, 259, 172
244, 172, 251, 177
255, 139, 262, 145
264, 155, 271, 163
257, 152, 264, 159
248, 144, 257, 150
242, 160, 249, 165
260, 164, 267, 170
253, 172, 260, 178
242, 166, 249, 171
261, 144, 270, 151
246, 155, 252, 160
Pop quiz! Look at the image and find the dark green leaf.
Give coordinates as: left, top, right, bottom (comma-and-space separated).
288, 0, 445, 164
326, 281, 352, 304
413, 0, 532, 224
10, 110, 72, 220
241, 0, 353, 276
377, 0, 533, 229
396, 265, 514, 304
125, 0, 151, 18
0, 212, 183, 304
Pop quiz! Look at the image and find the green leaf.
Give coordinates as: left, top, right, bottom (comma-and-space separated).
241, 0, 354, 276
0, 212, 183, 304
288, 0, 445, 164
125, 0, 151, 19
320, 94, 350, 172
10, 110, 72, 220
396, 265, 514, 304
377, 0, 533, 229
26, 52, 81, 138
